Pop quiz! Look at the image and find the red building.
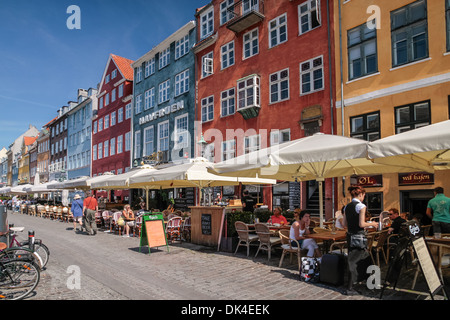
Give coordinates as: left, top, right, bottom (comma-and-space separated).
92, 54, 134, 177
193, 0, 336, 215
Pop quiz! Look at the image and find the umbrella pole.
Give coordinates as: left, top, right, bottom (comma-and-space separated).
146, 188, 149, 211
318, 178, 324, 228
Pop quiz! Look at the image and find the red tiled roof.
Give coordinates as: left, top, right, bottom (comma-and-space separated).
24, 136, 38, 146
111, 54, 134, 81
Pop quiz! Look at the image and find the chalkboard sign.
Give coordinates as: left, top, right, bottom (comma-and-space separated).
185, 188, 195, 207
201, 214, 212, 235
139, 213, 169, 254
289, 182, 301, 210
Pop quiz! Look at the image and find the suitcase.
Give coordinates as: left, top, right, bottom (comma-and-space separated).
319, 253, 346, 286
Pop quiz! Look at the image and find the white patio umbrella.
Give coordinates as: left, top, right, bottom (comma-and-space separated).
0, 187, 10, 195
368, 120, 450, 171
213, 133, 428, 227
24, 180, 61, 194
9, 184, 33, 195
48, 176, 91, 190
90, 165, 157, 190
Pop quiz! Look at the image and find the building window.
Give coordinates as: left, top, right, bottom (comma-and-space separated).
200, 6, 214, 39
134, 130, 141, 159
118, 107, 123, 123
125, 132, 131, 152
221, 41, 235, 70
93, 145, 97, 161
243, 0, 259, 14
269, 13, 288, 48
298, 0, 321, 35
111, 111, 116, 126
104, 115, 109, 129
174, 114, 189, 149
93, 121, 97, 134
104, 140, 109, 158
222, 139, 236, 161
98, 142, 103, 159
244, 135, 260, 154
237, 75, 260, 110
395, 100, 430, 133
243, 28, 259, 60
105, 93, 109, 106
348, 21, 378, 80
117, 135, 123, 154
158, 79, 170, 104
201, 96, 214, 123
143, 126, 154, 157
118, 84, 124, 98
125, 103, 132, 119
221, 88, 235, 117
300, 56, 324, 95
175, 35, 190, 60
391, 0, 428, 67
159, 47, 170, 70
98, 118, 103, 132
112, 69, 117, 79
111, 88, 116, 102
105, 74, 110, 84
158, 121, 169, 152
270, 68, 289, 104
220, 0, 234, 25
135, 94, 142, 114
145, 57, 155, 77
110, 138, 116, 156
144, 88, 155, 110
99, 96, 103, 110
350, 112, 380, 141
447, 0, 450, 52
202, 52, 214, 78
136, 66, 142, 82
175, 69, 189, 96
270, 129, 291, 146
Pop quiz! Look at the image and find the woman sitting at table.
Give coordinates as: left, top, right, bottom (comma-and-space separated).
290, 209, 321, 257
122, 205, 135, 238
268, 207, 288, 225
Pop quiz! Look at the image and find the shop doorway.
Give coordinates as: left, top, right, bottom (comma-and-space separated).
400, 190, 433, 226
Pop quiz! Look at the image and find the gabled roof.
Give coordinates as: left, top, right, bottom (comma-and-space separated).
23, 136, 38, 146
98, 54, 134, 93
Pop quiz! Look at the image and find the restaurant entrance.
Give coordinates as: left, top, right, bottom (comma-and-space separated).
400, 190, 434, 226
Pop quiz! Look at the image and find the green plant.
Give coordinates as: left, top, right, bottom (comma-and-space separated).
226, 211, 253, 237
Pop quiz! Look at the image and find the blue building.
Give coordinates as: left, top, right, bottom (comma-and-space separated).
67, 88, 98, 180
131, 21, 197, 167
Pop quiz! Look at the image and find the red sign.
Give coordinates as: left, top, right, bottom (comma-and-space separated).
356, 175, 383, 187
398, 172, 434, 186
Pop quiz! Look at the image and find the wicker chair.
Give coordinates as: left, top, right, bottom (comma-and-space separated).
254, 223, 281, 261
278, 229, 308, 269
234, 221, 259, 257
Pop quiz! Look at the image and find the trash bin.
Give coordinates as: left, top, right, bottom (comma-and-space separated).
0, 204, 7, 245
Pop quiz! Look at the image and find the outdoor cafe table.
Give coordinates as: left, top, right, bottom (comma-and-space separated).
306, 230, 347, 253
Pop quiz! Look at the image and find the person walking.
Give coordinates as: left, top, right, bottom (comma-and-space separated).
82, 191, 98, 236
71, 194, 84, 232
426, 187, 450, 234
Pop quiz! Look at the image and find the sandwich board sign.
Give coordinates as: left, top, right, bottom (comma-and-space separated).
139, 213, 169, 254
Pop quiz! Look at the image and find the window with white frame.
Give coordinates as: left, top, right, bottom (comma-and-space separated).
394, 100, 430, 134
220, 0, 234, 25
125, 132, 131, 151
118, 84, 124, 98
105, 93, 109, 106
111, 88, 116, 102
118, 107, 123, 123
145, 88, 155, 110
158, 79, 170, 104
105, 74, 110, 84
221, 88, 235, 117
159, 47, 170, 70
136, 66, 142, 82
200, 6, 214, 39
174, 114, 189, 149
243, 28, 259, 59
134, 130, 141, 159
104, 115, 109, 129
245, 135, 260, 154
93, 121, 97, 134
300, 56, 324, 95
110, 137, 116, 156
202, 52, 214, 78
269, 13, 287, 48
135, 94, 142, 114
158, 121, 169, 152
237, 75, 260, 110
222, 139, 235, 161
145, 57, 155, 77
298, 0, 321, 35
221, 41, 235, 70
111, 111, 116, 126
104, 140, 109, 158
99, 96, 104, 109
117, 135, 123, 154
93, 145, 97, 161
201, 95, 214, 122
143, 126, 154, 157
98, 142, 103, 159
125, 103, 132, 119
98, 118, 103, 132
175, 35, 190, 60
112, 69, 117, 79
270, 68, 289, 104
175, 69, 189, 96
348, 21, 378, 80
270, 129, 291, 145
243, 0, 259, 14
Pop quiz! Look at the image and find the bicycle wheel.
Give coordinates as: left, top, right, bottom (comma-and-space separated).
0, 247, 44, 270
0, 259, 40, 300
20, 240, 50, 268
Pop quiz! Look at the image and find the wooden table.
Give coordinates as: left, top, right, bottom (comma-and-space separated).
306, 230, 347, 253
425, 236, 450, 245
246, 223, 290, 230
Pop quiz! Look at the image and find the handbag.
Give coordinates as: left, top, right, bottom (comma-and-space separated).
300, 257, 321, 282
117, 217, 125, 227
349, 232, 367, 249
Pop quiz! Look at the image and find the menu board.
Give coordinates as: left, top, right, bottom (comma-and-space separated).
201, 214, 212, 235
412, 237, 442, 294
139, 214, 169, 254
185, 188, 195, 207
289, 182, 301, 210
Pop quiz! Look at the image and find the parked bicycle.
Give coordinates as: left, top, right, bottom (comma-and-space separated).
7, 227, 50, 269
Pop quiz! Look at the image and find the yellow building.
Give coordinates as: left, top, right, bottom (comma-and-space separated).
334, 0, 450, 221
18, 136, 38, 185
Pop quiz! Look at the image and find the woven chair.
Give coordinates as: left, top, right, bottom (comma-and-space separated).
254, 223, 281, 261
234, 221, 259, 257
278, 229, 308, 269
369, 229, 389, 267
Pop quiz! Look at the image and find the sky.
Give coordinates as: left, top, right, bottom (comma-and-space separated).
0, 0, 209, 150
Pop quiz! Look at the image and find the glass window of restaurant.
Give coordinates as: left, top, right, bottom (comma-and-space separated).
273, 182, 289, 211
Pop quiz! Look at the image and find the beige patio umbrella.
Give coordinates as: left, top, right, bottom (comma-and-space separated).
212, 133, 429, 227
368, 120, 450, 171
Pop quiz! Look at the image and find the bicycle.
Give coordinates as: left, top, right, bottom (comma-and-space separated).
7, 227, 50, 269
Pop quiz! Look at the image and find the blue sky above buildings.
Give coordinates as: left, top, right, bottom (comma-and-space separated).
0, 0, 208, 149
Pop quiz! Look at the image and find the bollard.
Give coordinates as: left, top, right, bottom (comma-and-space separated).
28, 230, 35, 252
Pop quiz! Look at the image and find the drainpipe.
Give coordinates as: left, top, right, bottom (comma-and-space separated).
338, 0, 346, 198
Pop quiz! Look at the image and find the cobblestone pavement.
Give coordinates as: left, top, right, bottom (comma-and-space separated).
5, 211, 449, 305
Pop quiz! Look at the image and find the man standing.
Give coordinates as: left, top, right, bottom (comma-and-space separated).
241, 189, 255, 213
426, 187, 450, 234
82, 191, 98, 235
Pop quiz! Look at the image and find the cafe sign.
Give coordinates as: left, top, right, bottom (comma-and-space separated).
355, 175, 382, 188
398, 172, 434, 186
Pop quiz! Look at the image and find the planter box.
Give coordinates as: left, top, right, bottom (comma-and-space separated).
220, 236, 239, 253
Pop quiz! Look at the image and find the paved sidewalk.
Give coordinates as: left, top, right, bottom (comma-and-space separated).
5, 211, 449, 302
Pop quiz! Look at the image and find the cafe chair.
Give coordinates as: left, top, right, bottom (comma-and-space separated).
369, 229, 389, 267
112, 211, 124, 235
165, 216, 183, 243
234, 221, 259, 257
182, 216, 191, 242
254, 223, 281, 261
278, 229, 308, 270
329, 241, 348, 255
134, 215, 143, 238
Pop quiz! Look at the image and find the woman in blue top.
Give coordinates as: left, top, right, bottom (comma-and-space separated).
71, 194, 84, 231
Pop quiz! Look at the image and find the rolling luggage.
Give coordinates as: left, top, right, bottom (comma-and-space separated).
319, 253, 346, 286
